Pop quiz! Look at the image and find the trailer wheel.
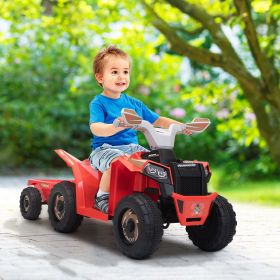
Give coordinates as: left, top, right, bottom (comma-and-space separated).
48, 181, 83, 233
186, 195, 237, 251
20, 187, 42, 220
113, 193, 163, 259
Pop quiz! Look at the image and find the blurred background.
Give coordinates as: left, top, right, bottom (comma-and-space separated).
0, 0, 279, 206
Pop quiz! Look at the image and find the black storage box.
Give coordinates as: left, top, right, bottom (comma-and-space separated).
170, 162, 207, 195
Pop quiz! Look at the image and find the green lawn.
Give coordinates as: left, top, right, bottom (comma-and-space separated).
209, 170, 280, 207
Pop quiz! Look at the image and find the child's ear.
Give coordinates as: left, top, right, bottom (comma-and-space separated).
95, 73, 103, 84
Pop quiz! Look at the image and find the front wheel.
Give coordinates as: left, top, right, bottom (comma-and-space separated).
186, 195, 237, 251
113, 194, 163, 259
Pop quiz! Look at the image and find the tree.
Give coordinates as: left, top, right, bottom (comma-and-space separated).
141, 0, 280, 166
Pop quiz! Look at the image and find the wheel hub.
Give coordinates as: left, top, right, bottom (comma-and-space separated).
54, 194, 65, 221
121, 209, 139, 244
23, 195, 30, 212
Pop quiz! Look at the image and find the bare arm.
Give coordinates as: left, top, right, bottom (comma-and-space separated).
91, 115, 190, 136
91, 116, 179, 136
153, 116, 192, 135
153, 116, 182, 128
90, 121, 126, 137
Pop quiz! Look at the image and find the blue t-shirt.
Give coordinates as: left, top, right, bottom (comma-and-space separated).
89, 93, 159, 149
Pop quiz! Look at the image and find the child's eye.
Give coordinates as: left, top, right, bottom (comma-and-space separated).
112, 71, 118, 74
124, 70, 129, 74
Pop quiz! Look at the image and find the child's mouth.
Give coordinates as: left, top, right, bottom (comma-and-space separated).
116, 82, 126, 86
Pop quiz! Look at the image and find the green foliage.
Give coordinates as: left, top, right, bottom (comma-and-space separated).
179, 81, 278, 178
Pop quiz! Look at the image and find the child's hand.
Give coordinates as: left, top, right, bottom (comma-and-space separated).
116, 116, 128, 127
114, 116, 139, 129
184, 129, 193, 136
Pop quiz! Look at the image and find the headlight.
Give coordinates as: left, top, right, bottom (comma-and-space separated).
143, 163, 170, 183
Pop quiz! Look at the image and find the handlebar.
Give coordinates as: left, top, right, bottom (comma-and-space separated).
113, 108, 211, 150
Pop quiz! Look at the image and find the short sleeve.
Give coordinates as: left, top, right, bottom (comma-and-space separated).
141, 102, 159, 124
89, 100, 105, 124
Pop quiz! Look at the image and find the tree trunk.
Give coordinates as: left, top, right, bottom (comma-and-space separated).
243, 86, 280, 167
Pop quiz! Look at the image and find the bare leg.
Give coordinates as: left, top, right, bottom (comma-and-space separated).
98, 154, 129, 193
95, 168, 111, 213
95, 155, 128, 213
99, 168, 111, 193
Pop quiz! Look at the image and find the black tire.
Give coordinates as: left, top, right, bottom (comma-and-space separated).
186, 195, 237, 252
113, 193, 163, 259
48, 181, 83, 233
20, 187, 42, 220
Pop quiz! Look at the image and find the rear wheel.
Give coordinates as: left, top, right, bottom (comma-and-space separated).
186, 195, 237, 251
20, 187, 42, 220
48, 181, 83, 233
113, 193, 163, 259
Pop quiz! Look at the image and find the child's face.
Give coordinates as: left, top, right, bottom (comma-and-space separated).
95, 55, 130, 96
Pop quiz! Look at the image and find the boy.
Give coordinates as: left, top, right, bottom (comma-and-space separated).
89, 45, 190, 214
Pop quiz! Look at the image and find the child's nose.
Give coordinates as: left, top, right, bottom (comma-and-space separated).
118, 73, 126, 79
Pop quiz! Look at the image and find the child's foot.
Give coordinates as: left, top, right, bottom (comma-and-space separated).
95, 193, 109, 214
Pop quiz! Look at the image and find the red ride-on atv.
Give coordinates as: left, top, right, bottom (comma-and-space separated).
20, 108, 237, 259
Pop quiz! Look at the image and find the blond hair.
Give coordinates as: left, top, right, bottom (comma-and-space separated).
93, 45, 131, 86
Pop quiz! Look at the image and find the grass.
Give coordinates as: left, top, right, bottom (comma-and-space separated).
209, 169, 280, 207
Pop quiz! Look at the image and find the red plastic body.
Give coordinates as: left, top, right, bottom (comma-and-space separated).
27, 149, 217, 225
172, 192, 217, 226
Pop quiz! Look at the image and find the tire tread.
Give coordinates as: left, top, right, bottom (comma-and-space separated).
48, 181, 83, 233
20, 187, 42, 220
113, 193, 163, 259
186, 195, 237, 251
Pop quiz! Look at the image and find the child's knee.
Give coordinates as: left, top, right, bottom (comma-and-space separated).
103, 155, 126, 172
90, 147, 126, 173
99, 154, 120, 172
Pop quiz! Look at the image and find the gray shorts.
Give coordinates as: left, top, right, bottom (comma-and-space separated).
89, 143, 149, 173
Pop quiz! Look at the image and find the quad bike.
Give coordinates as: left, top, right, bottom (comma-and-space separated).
20, 108, 237, 259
